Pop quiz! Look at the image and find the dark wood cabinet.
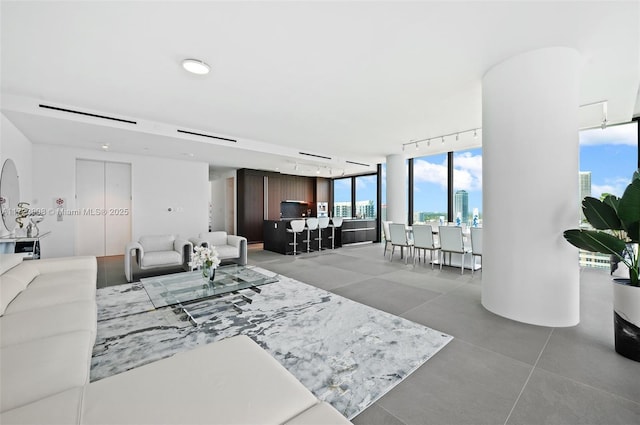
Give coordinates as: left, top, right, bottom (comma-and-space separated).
237, 169, 323, 243
341, 219, 377, 245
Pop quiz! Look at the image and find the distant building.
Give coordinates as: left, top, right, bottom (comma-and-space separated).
454, 190, 469, 223
579, 171, 592, 221
333, 202, 351, 218
356, 200, 375, 218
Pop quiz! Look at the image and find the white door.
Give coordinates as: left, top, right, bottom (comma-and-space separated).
76, 160, 131, 256
105, 162, 131, 255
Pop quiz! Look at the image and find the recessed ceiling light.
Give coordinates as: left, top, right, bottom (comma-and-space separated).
101, 143, 110, 151
182, 59, 210, 75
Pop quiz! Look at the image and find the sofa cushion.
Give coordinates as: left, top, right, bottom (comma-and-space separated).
82, 335, 318, 425
140, 251, 182, 268
285, 402, 351, 424
0, 331, 93, 412
200, 231, 228, 247
28, 269, 97, 294
215, 244, 240, 260
29, 256, 96, 275
0, 275, 28, 316
0, 254, 24, 276
0, 300, 97, 347
0, 387, 84, 425
2, 261, 40, 287
4, 281, 95, 314
139, 235, 175, 253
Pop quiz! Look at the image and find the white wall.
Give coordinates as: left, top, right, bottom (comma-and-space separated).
32, 145, 209, 258
0, 113, 33, 237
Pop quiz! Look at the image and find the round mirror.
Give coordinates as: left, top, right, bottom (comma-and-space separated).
0, 159, 20, 232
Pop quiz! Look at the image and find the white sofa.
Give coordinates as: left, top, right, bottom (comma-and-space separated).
0, 254, 351, 425
190, 231, 248, 266
124, 234, 193, 282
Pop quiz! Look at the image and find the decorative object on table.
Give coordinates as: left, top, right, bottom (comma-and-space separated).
563, 168, 640, 362
472, 208, 479, 227
15, 202, 30, 229
29, 213, 45, 237
189, 245, 221, 281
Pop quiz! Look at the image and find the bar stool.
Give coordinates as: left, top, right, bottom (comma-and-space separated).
328, 217, 343, 249
304, 218, 319, 252
316, 217, 330, 250
286, 219, 306, 255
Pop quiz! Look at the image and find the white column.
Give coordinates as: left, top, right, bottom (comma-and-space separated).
481, 47, 581, 327
386, 154, 406, 224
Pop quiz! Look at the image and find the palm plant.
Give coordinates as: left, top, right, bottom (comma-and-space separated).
564, 169, 640, 287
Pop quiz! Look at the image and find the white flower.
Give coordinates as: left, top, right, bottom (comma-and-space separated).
188, 245, 221, 269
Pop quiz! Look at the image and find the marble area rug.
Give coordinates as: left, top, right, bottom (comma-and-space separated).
91, 266, 453, 420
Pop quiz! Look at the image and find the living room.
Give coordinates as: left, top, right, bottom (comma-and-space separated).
2, 1, 640, 425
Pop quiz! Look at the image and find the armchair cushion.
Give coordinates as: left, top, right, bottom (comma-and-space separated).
140, 251, 182, 268
139, 235, 175, 252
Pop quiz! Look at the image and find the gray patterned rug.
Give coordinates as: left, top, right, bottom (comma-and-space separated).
91, 266, 452, 420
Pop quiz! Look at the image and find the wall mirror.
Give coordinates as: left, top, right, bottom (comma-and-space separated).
0, 159, 20, 232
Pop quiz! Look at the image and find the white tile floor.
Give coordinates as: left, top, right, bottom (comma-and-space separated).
97, 243, 640, 425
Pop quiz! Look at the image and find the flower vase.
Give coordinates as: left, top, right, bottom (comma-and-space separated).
209, 267, 216, 282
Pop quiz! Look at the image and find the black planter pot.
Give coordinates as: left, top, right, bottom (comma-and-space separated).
613, 279, 640, 362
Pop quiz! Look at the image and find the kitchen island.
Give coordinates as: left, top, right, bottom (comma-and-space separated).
263, 219, 342, 254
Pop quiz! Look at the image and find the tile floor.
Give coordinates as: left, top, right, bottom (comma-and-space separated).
97, 243, 640, 425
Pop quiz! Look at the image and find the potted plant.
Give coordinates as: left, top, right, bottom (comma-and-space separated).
563, 169, 640, 362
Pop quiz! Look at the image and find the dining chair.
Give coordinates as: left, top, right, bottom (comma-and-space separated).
470, 226, 483, 275
389, 223, 413, 264
438, 225, 472, 274
411, 224, 440, 269
286, 219, 306, 255
382, 220, 393, 258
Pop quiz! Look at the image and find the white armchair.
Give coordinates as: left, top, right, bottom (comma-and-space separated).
125, 235, 193, 282
189, 231, 247, 266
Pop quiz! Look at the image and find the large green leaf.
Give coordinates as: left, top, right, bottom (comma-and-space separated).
563, 229, 626, 257
582, 197, 622, 230
603, 194, 620, 214
618, 178, 640, 243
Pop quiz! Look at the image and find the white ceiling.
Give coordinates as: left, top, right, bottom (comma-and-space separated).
1, 1, 639, 178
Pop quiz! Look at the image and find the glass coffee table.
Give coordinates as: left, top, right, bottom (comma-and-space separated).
140, 264, 278, 311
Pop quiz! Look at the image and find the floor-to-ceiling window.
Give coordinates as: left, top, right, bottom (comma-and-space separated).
412, 153, 448, 225
333, 177, 352, 218
453, 148, 483, 226
578, 121, 638, 268
355, 175, 377, 219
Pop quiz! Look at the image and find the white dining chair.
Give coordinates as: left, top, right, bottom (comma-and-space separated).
470, 226, 483, 275
382, 220, 393, 258
389, 223, 413, 264
286, 219, 306, 255
438, 225, 472, 274
412, 224, 440, 269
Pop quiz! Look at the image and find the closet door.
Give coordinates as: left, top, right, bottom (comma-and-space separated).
76, 160, 106, 256
76, 160, 131, 256
105, 162, 131, 255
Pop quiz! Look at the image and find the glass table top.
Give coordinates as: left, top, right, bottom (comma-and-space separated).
140, 264, 278, 309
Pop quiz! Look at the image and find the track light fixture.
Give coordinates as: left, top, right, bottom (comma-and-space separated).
402, 127, 481, 151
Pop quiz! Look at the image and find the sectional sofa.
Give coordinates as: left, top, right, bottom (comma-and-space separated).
0, 254, 351, 424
